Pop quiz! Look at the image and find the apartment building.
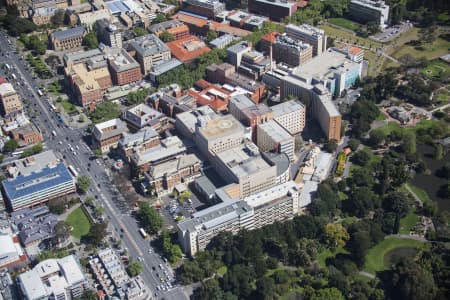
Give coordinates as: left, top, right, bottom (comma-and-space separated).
2, 162, 75, 211
215, 143, 277, 198
129, 34, 171, 75
285, 24, 327, 56
248, 0, 297, 21
0, 83, 23, 116
50, 26, 87, 51
122, 104, 168, 132
92, 118, 128, 153
257, 120, 295, 161
149, 20, 190, 40
166, 35, 211, 63
18, 255, 88, 300
178, 180, 300, 255
183, 0, 225, 18
118, 128, 160, 161
104, 47, 142, 86
146, 154, 201, 194
271, 100, 306, 135
273, 34, 313, 67
349, 0, 390, 28
96, 18, 123, 48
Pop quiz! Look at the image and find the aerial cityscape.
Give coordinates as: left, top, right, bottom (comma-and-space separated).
0, 0, 448, 299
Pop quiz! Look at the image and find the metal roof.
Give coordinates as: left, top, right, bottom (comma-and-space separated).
52, 26, 86, 41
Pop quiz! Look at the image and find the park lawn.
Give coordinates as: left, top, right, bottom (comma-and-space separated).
61, 100, 77, 114
363, 238, 425, 274
319, 24, 382, 49
66, 207, 91, 239
399, 211, 419, 234
391, 36, 450, 61
405, 182, 432, 204
217, 266, 227, 276
318, 246, 348, 267
421, 60, 450, 80
435, 89, 449, 105
376, 113, 387, 121
328, 18, 360, 31
376, 122, 401, 136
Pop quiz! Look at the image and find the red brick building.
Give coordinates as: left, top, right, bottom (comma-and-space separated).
106, 48, 142, 86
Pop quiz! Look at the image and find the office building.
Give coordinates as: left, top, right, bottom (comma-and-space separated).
77, 8, 112, 29
145, 154, 201, 194
122, 103, 168, 132
257, 120, 295, 161
0, 83, 23, 116
183, 0, 225, 18
271, 100, 305, 135
178, 180, 300, 255
209, 34, 236, 49
6, 150, 58, 178
227, 41, 251, 68
149, 58, 184, 84
273, 34, 313, 67
248, 0, 297, 21
2, 163, 76, 211
118, 128, 160, 161
240, 102, 273, 142
0, 234, 24, 268
96, 18, 123, 48
262, 151, 290, 184
335, 44, 365, 63
131, 136, 187, 174
285, 24, 327, 56
260, 31, 279, 54
166, 35, 211, 63
226, 10, 268, 31
50, 26, 87, 51
92, 118, 128, 153
196, 114, 246, 158
238, 50, 272, 80
215, 143, 277, 198
349, 0, 389, 28
175, 106, 218, 140
104, 47, 142, 86
149, 20, 190, 40
0, 268, 16, 300
228, 94, 256, 121
129, 34, 171, 75
18, 255, 88, 300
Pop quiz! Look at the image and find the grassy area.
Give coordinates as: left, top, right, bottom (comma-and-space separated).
47, 81, 62, 95
399, 211, 419, 234
391, 36, 450, 61
318, 246, 349, 267
376, 113, 387, 121
376, 122, 401, 135
65, 207, 91, 239
60, 100, 77, 114
421, 60, 450, 80
434, 88, 449, 104
328, 18, 360, 31
364, 238, 425, 274
217, 266, 227, 276
319, 24, 383, 49
405, 182, 432, 204
26, 54, 52, 79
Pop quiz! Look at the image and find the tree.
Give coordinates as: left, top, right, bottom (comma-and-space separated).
437, 162, 450, 179
418, 26, 438, 45
74, 289, 97, 300
347, 231, 371, 267
383, 192, 410, 218
85, 222, 107, 246
401, 131, 416, 155
153, 14, 167, 24
159, 30, 175, 42
132, 26, 147, 37
2, 15, 37, 36
48, 198, 66, 214
391, 259, 437, 300
77, 176, 91, 193
347, 139, 360, 151
206, 30, 218, 42
323, 139, 338, 153
255, 277, 276, 300
347, 187, 379, 217
369, 129, 387, 146
136, 202, 162, 234
311, 288, 345, 300
324, 223, 349, 251
352, 150, 370, 166
179, 191, 192, 202
127, 260, 143, 277
3, 139, 18, 153
51, 9, 65, 25
82, 31, 98, 49
85, 196, 95, 206
93, 149, 102, 157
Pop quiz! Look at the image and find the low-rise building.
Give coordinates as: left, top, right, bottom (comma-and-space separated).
149, 20, 190, 40
6, 150, 58, 178
145, 154, 201, 194
10, 123, 43, 147
257, 120, 295, 161
151, 93, 196, 118
271, 100, 306, 135
186, 80, 232, 112
17, 255, 88, 300
166, 35, 211, 63
129, 34, 171, 75
183, 0, 225, 18
122, 103, 168, 132
0, 82, 23, 116
148, 58, 184, 84
248, 0, 297, 21
238, 50, 271, 80
50, 26, 87, 51
104, 47, 142, 86
78, 8, 112, 29
209, 34, 236, 49
92, 118, 129, 153
0, 234, 24, 268
175, 105, 218, 140
118, 128, 160, 161
273, 34, 313, 67
227, 41, 252, 68
2, 162, 76, 211
226, 10, 268, 31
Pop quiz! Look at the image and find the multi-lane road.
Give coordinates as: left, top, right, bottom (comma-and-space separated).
0, 32, 188, 300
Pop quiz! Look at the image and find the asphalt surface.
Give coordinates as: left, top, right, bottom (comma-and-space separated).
0, 32, 188, 300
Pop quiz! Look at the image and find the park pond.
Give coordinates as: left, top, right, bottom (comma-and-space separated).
412, 144, 450, 211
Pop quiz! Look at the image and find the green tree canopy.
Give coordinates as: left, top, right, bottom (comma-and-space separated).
127, 260, 143, 277
132, 26, 147, 37
137, 202, 162, 234
159, 30, 174, 42
82, 31, 98, 49
77, 176, 91, 193
3, 139, 18, 153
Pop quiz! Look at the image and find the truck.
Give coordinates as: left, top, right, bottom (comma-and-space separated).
67, 165, 78, 178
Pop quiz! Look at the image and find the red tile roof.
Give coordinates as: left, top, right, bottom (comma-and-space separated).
166, 35, 211, 63
261, 32, 280, 44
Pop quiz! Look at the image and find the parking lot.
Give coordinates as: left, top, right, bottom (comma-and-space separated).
370, 22, 413, 42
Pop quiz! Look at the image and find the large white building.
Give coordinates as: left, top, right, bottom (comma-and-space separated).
285, 24, 327, 57
0, 234, 24, 268
257, 120, 295, 162
178, 180, 301, 255
17, 255, 88, 300
129, 34, 171, 75
349, 0, 390, 28
271, 100, 306, 135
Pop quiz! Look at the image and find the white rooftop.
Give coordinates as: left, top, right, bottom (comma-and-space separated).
0, 83, 16, 96
244, 180, 299, 208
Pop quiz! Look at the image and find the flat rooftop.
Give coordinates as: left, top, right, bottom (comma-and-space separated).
244, 180, 299, 208
199, 114, 243, 140
271, 100, 304, 117
130, 34, 170, 57
258, 119, 292, 142
8, 150, 58, 177
104, 48, 140, 72
285, 23, 325, 38
0, 83, 16, 96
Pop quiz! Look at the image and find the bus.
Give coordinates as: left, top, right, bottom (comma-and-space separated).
139, 228, 148, 239
37, 89, 43, 97
67, 165, 78, 178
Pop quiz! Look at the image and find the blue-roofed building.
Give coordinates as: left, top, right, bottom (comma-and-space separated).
2, 163, 76, 211
50, 26, 87, 51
